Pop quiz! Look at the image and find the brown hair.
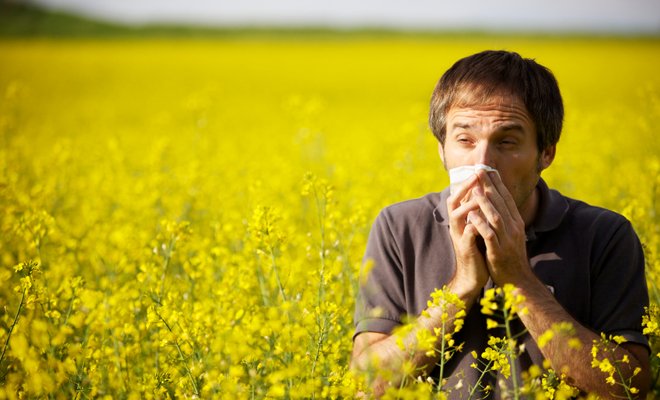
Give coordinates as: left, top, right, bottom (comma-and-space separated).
429, 50, 563, 152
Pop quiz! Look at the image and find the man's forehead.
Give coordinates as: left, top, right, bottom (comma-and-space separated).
452, 85, 525, 110
445, 89, 535, 132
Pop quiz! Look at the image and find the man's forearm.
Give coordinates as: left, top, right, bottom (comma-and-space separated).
352, 286, 480, 396
515, 277, 649, 398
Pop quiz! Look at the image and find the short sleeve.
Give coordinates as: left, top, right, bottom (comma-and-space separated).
353, 209, 407, 339
590, 218, 649, 349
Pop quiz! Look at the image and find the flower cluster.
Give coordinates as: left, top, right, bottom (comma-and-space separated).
591, 334, 642, 396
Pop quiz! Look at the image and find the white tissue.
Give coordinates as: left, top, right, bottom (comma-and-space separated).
449, 164, 498, 195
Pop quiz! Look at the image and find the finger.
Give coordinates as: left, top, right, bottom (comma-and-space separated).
466, 210, 499, 250
470, 185, 507, 239
480, 170, 520, 224
475, 170, 515, 223
461, 224, 485, 259
459, 221, 483, 257
448, 197, 479, 234
488, 171, 518, 219
461, 219, 479, 242
447, 174, 478, 212
492, 173, 522, 224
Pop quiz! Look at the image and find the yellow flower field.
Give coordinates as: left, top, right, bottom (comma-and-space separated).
0, 36, 659, 398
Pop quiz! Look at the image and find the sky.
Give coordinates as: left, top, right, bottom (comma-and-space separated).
32, 0, 660, 33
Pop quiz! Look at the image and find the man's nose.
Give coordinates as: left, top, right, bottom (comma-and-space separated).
473, 142, 495, 167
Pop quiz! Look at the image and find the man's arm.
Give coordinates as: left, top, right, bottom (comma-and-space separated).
516, 277, 650, 398
350, 280, 480, 397
351, 174, 489, 396
468, 170, 650, 397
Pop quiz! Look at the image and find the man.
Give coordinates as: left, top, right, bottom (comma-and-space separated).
351, 50, 650, 398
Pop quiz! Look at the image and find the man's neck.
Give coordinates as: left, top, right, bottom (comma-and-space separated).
519, 186, 540, 227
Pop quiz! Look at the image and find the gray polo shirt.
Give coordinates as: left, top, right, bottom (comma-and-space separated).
354, 178, 649, 397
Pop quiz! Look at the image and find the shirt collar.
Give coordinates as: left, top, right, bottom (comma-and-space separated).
528, 178, 569, 239
433, 178, 569, 239
432, 188, 451, 226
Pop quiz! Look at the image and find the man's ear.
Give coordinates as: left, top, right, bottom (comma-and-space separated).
539, 145, 556, 171
438, 142, 445, 166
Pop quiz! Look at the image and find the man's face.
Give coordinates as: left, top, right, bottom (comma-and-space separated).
440, 92, 555, 213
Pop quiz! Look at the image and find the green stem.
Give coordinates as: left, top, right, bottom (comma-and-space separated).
503, 310, 520, 400
159, 236, 176, 299
310, 184, 328, 398
436, 321, 447, 393
468, 359, 495, 400
112, 333, 128, 393
63, 287, 77, 326
254, 257, 271, 306
154, 309, 200, 397
651, 360, 660, 394
313, 186, 326, 307
614, 363, 634, 399
269, 245, 286, 302
0, 287, 26, 366
310, 312, 328, 386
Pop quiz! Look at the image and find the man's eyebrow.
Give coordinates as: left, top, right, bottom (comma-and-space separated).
452, 122, 472, 130
497, 122, 525, 132
451, 122, 525, 132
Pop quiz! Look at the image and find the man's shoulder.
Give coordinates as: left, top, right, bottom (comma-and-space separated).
534, 181, 634, 239
378, 192, 443, 224
564, 195, 629, 226
554, 191, 634, 237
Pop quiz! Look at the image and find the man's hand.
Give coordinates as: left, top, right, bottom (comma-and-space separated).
465, 170, 535, 286
446, 173, 490, 299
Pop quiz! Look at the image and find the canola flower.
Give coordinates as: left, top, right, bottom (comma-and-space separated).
470, 286, 528, 399
590, 334, 643, 398
0, 37, 659, 398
